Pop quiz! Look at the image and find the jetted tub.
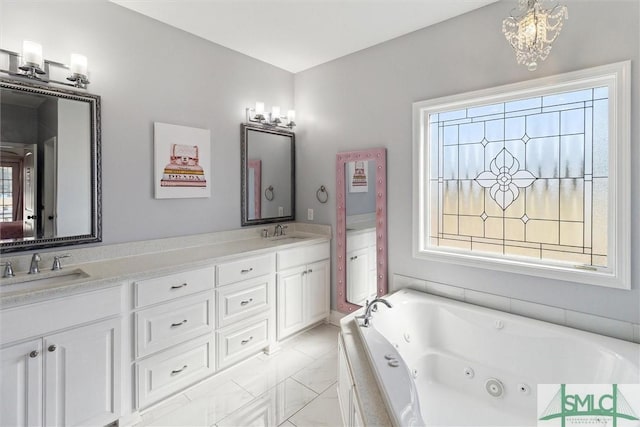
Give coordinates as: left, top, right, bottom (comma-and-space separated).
349, 289, 640, 427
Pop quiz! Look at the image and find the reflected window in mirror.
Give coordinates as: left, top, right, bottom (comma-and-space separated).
0, 78, 101, 252
241, 124, 294, 226
336, 148, 387, 313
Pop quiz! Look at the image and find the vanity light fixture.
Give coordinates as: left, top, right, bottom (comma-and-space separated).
502, 0, 568, 71
0, 41, 91, 89
19, 40, 45, 78
67, 53, 90, 89
246, 102, 296, 129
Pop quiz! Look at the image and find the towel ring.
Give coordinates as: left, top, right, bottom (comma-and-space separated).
316, 185, 329, 204
264, 185, 274, 201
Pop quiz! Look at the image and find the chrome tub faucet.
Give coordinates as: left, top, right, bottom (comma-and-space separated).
357, 298, 393, 327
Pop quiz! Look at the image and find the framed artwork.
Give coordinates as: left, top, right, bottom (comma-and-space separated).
154, 122, 211, 199
348, 160, 368, 193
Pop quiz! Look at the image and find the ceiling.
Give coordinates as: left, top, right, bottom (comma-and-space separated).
111, 0, 499, 73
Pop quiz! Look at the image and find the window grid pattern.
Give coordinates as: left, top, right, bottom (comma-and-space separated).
428, 87, 608, 267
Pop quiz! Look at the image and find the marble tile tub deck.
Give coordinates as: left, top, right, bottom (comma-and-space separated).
135, 323, 341, 427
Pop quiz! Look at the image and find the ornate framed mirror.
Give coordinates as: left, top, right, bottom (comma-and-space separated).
0, 78, 101, 253
336, 148, 387, 313
240, 124, 295, 226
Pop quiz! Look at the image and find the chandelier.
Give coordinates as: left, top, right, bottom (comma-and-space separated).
502, 0, 568, 71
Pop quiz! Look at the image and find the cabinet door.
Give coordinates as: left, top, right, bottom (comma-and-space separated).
305, 259, 330, 325
0, 339, 43, 427
276, 266, 306, 340
44, 317, 120, 427
346, 248, 369, 305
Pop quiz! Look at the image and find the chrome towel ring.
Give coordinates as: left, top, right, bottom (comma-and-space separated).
316, 185, 329, 203
264, 185, 274, 201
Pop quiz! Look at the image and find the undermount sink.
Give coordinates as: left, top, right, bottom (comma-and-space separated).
0, 268, 90, 295
268, 235, 309, 243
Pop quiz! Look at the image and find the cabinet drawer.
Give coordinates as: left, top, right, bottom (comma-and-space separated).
277, 242, 330, 271
136, 335, 215, 408
134, 267, 214, 308
216, 253, 274, 287
216, 275, 273, 328
346, 230, 375, 251
136, 293, 213, 358
217, 316, 269, 369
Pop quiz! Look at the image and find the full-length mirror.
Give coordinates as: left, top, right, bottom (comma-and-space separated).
0, 78, 101, 252
336, 148, 387, 313
241, 124, 295, 226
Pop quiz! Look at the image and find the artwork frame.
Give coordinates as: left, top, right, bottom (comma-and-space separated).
348, 160, 368, 193
154, 122, 211, 199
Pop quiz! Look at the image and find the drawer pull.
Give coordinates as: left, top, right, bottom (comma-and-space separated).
170, 283, 188, 290
241, 336, 254, 345
240, 268, 254, 274
307, 269, 313, 274
240, 298, 253, 306
171, 319, 188, 328
171, 365, 188, 376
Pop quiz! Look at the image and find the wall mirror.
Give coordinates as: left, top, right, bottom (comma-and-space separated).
0, 78, 101, 253
241, 124, 295, 226
336, 148, 387, 313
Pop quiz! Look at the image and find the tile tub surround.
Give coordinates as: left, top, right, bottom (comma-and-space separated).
392, 274, 640, 344
0, 223, 330, 307
134, 323, 341, 427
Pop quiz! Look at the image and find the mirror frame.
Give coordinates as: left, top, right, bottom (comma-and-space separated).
336, 147, 387, 313
0, 77, 102, 253
240, 123, 295, 226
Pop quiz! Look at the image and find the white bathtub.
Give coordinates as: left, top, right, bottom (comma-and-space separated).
352, 289, 640, 427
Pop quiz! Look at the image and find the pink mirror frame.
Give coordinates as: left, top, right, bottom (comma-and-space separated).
336, 148, 387, 313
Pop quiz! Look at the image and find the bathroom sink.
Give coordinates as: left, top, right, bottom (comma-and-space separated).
0, 268, 90, 295
268, 235, 309, 243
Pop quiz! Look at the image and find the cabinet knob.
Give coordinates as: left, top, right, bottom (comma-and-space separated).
29, 350, 39, 358
48, 345, 57, 352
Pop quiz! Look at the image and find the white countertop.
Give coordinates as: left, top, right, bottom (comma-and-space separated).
0, 224, 330, 308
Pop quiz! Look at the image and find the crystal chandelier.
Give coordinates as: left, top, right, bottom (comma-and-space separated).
502, 0, 568, 71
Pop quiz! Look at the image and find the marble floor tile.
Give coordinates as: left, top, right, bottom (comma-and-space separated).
232, 347, 315, 397
290, 329, 338, 359
186, 380, 256, 424
217, 378, 318, 427
288, 383, 342, 427
291, 350, 338, 394
138, 394, 191, 426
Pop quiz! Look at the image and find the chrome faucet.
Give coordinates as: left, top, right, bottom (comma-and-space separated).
52, 254, 71, 271
357, 298, 393, 327
1, 261, 14, 278
28, 253, 41, 274
274, 224, 284, 236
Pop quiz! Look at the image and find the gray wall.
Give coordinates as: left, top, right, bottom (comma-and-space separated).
1, 0, 294, 244
294, 0, 640, 323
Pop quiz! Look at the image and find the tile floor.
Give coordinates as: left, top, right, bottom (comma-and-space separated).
136, 323, 343, 427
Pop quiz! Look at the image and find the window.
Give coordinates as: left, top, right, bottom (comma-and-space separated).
413, 62, 630, 289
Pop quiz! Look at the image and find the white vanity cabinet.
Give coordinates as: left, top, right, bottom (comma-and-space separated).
215, 253, 275, 369
346, 229, 377, 306
276, 242, 330, 340
133, 267, 215, 409
0, 286, 122, 427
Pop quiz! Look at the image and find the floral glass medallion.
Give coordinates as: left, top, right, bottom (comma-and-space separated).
475, 148, 536, 210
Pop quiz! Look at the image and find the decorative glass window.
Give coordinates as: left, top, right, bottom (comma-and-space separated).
413, 62, 630, 289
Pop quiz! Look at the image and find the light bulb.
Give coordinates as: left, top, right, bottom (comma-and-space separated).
271, 106, 281, 118
22, 40, 43, 68
70, 53, 88, 76
255, 102, 264, 115
287, 110, 296, 121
